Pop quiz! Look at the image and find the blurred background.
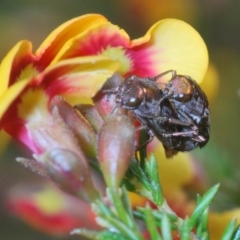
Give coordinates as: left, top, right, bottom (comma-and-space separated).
1, 0, 240, 239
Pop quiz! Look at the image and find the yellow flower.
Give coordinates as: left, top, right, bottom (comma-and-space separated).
0, 14, 208, 154
0, 13, 209, 236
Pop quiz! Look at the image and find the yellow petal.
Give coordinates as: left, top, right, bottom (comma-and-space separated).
63, 95, 93, 106
200, 63, 219, 105
38, 56, 120, 98
0, 78, 31, 119
35, 14, 108, 67
50, 22, 130, 72
33, 187, 66, 214
0, 41, 33, 97
209, 209, 240, 240
132, 19, 208, 83
148, 140, 194, 201
7, 182, 99, 235
18, 88, 49, 123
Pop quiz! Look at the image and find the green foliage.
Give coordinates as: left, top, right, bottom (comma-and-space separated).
72, 154, 237, 239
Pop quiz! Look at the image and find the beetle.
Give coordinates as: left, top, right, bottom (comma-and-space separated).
105, 70, 210, 157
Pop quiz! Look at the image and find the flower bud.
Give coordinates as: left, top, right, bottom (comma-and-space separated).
93, 73, 125, 119
74, 104, 104, 133
38, 148, 100, 202
98, 114, 135, 187
50, 96, 97, 157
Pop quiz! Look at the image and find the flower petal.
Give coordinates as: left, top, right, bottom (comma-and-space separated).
6, 183, 100, 235
200, 63, 219, 105
35, 14, 108, 68
37, 56, 120, 98
130, 19, 208, 82
0, 78, 30, 120
1, 88, 50, 152
0, 40, 35, 96
49, 23, 131, 74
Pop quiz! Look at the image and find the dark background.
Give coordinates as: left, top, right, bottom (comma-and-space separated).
1, 0, 240, 239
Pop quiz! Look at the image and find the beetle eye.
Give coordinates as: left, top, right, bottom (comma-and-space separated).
126, 97, 142, 107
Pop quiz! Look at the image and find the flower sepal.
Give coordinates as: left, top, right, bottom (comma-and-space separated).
50, 96, 97, 157
36, 148, 100, 202
98, 113, 135, 188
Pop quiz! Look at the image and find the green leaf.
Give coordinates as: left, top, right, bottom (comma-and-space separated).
146, 154, 163, 205
143, 205, 162, 240
121, 186, 134, 218
92, 187, 144, 240
129, 158, 152, 191
107, 188, 135, 229
196, 209, 209, 239
232, 225, 240, 240
92, 199, 115, 218
199, 232, 208, 240
189, 184, 220, 229
180, 218, 191, 240
104, 215, 143, 240
135, 207, 178, 225
97, 230, 132, 240
221, 219, 236, 240
161, 214, 172, 240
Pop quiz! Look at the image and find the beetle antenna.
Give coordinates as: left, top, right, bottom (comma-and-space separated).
102, 87, 119, 94
110, 103, 121, 115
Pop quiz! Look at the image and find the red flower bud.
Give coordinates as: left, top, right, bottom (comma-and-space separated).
93, 73, 125, 119
98, 114, 135, 187
50, 96, 97, 157
74, 104, 104, 133
40, 148, 100, 202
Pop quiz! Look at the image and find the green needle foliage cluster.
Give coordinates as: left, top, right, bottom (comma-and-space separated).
72, 154, 240, 240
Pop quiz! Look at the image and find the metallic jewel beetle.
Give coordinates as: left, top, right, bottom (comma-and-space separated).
106, 70, 210, 157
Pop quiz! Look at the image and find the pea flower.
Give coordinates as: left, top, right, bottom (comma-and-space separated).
0, 13, 207, 168
6, 182, 101, 235
0, 13, 208, 235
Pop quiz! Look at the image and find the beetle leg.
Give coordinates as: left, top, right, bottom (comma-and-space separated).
161, 127, 206, 143
133, 114, 155, 150
175, 109, 203, 135
157, 94, 171, 106
177, 109, 195, 124
162, 130, 197, 138
165, 107, 201, 133
191, 135, 206, 142
135, 129, 154, 150
158, 114, 206, 143
156, 115, 193, 127
164, 117, 192, 126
